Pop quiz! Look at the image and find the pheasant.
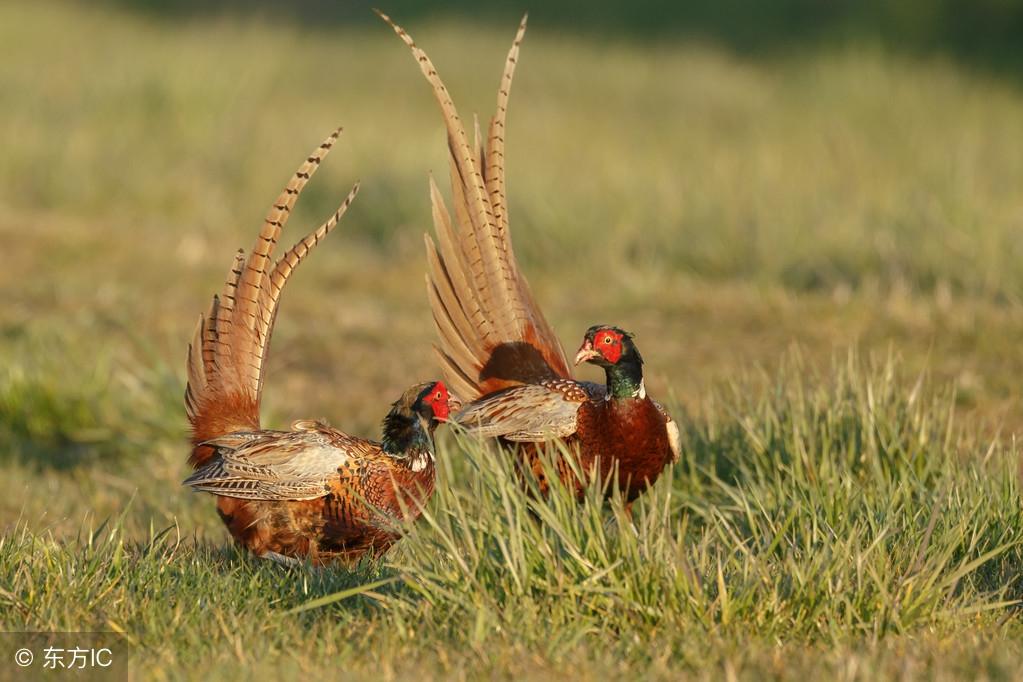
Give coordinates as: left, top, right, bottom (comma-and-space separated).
183, 128, 453, 565
379, 13, 681, 508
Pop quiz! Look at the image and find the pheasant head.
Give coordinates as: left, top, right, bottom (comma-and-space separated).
381, 381, 454, 455
574, 326, 646, 399
573, 326, 643, 369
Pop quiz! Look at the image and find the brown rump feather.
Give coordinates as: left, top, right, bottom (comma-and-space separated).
185, 128, 360, 467
377, 11, 570, 400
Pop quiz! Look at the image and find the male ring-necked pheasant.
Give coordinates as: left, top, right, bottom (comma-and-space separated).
183, 128, 453, 565
379, 13, 680, 508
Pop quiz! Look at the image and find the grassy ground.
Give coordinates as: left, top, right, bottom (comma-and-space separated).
3, 1, 1023, 678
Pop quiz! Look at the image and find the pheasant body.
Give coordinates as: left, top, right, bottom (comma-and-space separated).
187, 408, 441, 565
380, 11, 680, 506
461, 375, 677, 501
182, 128, 451, 566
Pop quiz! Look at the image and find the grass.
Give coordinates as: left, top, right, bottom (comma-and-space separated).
3, 0, 1023, 678
3, 357, 1022, 678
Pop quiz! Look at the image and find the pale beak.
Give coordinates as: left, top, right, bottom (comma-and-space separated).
447, 393, 464, 416
574, 342, 600, 366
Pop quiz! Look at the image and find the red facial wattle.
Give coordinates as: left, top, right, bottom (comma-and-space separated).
427, 382, 451, 421
595, 329, 623, 364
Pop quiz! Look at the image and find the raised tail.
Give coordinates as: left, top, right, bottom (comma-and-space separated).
185, 128, 360, 467
378, 11, 571, 401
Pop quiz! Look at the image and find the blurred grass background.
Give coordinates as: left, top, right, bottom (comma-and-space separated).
3, 0, 1023, 678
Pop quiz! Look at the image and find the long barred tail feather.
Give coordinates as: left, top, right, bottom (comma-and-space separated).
184, 128, 359, 467
377, 10, 571, 401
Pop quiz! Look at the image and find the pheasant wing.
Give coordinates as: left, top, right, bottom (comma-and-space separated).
183, 426, 375, 501
452, 382, 593, 442
379, 12, 570, 400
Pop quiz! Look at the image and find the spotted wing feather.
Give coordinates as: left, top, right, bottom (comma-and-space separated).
453, 381, 593, 441
183, 424, 376, 501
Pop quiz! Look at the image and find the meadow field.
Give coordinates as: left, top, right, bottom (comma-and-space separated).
3, 1, 1023, 678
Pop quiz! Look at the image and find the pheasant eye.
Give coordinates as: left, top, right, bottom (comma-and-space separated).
603, 336, 613, 344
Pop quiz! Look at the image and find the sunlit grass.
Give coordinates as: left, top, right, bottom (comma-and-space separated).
3, 355, 1022, 678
